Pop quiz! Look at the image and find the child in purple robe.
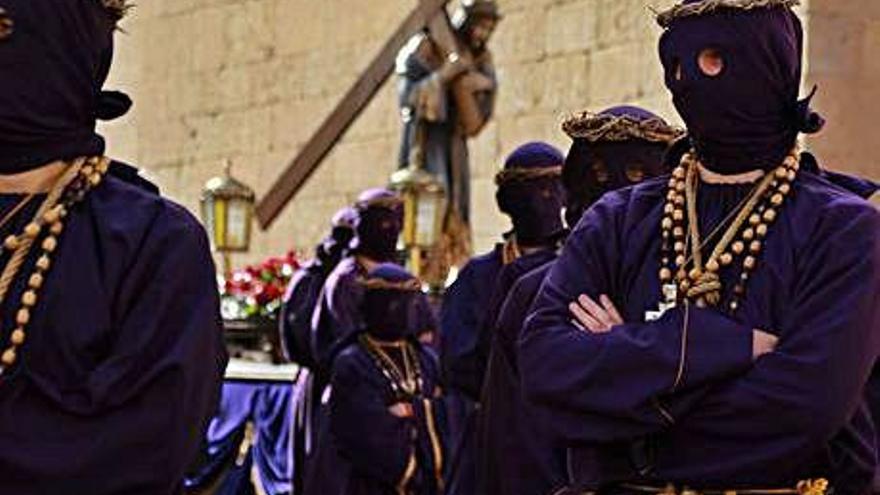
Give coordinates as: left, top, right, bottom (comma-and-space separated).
0, 2, 226, 493
521, 2, 880, 494
326, 264, 446, 495
477, 106, 681, 495
304, 189, 408, 495
311, 188, 405, 375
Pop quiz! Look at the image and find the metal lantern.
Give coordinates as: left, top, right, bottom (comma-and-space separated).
390, 165, 446, 248
390, 165, 446, 284
201, 162, 256, 276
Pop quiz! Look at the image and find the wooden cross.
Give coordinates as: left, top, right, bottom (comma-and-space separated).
256, 0, 466, 228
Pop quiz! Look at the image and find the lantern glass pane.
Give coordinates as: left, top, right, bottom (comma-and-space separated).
214, 198, 228, 249
401, 192, 417, 247
200, 197, 216, 249
415, 191, 441, 246
226, 199, 250, 250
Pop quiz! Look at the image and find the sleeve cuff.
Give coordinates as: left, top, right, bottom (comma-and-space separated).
672, 305, 754, 391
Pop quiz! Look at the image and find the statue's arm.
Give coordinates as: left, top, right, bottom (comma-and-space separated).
453, 54, 497, 137
398, 35, 469, 124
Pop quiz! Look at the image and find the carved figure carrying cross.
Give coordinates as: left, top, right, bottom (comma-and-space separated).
255, 0, 499, 266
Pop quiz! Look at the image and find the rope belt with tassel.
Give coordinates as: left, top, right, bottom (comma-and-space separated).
616, 478, 830, 495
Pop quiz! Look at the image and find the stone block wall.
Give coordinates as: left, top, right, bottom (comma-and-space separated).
803, 0, 880, 186
99, 0, 876, 267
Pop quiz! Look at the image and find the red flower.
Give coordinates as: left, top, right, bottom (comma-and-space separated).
222, 250, 303, 317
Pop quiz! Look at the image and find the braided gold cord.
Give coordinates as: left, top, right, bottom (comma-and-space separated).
494, 165, 562, 185
562, 112, 684, 144
0, 160, 83, 303
357, 277, 423, 292
655, 0, 801, 28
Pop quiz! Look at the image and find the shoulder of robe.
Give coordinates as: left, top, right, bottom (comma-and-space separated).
795, 171, 878, 215
332, 343, 377, 380
85, 168, 210, 258
800, 152, 878, 200
334, 343, 363, 365
459, 247, 503, 277
598, 176, 668, 214
569, 177, 667, 235
794, 171, 880, 248
511, 249, 556, 271
416, 341, 440, 367
324, 257, 360, 294
108, 161, 161, 195
513, 261, 553, 295
285, 265, 322, 298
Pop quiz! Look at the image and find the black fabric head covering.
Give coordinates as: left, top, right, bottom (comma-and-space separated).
562, 106, 682, 227
495, 141, 566, 246
359, 263, 426, 342
351, 188, 404, 262
0, 0, 131, 174
657, 0, 823, 175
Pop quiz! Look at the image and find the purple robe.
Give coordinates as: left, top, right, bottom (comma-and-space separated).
439, 246, 504, 495
311, 257, 367, 375
478, 261, 567, 495
187, 380, 298, 495
317, 341, 446, 495
279, 260, 326, 369
440, 245, 504, 401
277, 261, 333, 495
478, 248, 558, 382
0, 165, 227, 494
474, 248, 557, 495
521, 161, 880, 492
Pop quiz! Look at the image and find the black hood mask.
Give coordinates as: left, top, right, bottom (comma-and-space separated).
0, 0, 131, 174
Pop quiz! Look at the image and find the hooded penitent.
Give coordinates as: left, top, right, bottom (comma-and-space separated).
359, 263, 426, 342
658, 0, 822, 174
561, 105, 683, 227
0, 0, 132, 173
518, 3, 880, 493
495, 142, 566, 246
315, 206, 357, 272
352, 188, 403, 262
475, 108, 679, 495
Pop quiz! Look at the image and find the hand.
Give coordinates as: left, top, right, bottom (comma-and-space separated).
752, 329, 778, 360
569, 294, 624, 333
418, 331, 435, 345
388, 402, 414, 418
460, 72, 495, 92
438, 54, 473, 83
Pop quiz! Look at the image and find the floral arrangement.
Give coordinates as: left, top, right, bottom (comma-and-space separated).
221, 252, 300, 321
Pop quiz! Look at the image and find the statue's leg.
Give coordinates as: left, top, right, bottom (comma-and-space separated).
444, 135, 473, 267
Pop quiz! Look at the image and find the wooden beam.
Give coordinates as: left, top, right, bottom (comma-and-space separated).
256, 0, 451, 229
425, 7, 462, 56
